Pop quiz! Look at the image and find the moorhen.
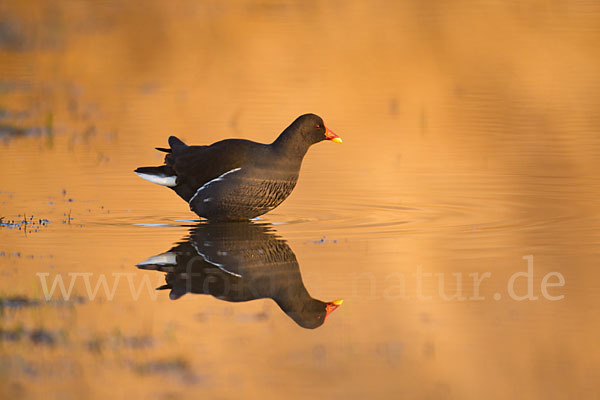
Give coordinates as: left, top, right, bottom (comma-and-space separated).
134, 113, 341, 221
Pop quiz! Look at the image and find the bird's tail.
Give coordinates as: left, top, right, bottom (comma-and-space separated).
135, 136, 188, 186
134, 165, 177, 187
155, 136, 187, 153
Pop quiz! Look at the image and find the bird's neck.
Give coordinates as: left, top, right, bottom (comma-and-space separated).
271, 129, 310, 160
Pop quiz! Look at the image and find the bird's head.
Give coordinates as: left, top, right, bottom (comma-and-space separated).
293, 113, 342, 145
287, 298, 343, 329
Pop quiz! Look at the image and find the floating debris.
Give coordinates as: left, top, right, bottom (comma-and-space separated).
85, 334, 154, 354
30, 329, 56, 345
0, 326, 60, 346
0, 296, 40, 309
311, 236, 327, 244
0, 215, 50, 232
130, 358, 202, 384
0, 124, 43, 142
309, 236, 340, 245
0, 295, 86, 311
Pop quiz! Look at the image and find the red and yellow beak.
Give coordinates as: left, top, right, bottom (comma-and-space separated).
325, 298, 343, 320
325, 125, 342, 143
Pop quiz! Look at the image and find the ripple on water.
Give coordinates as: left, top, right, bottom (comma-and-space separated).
260, 172, 599, 243
3, 169, 590, 249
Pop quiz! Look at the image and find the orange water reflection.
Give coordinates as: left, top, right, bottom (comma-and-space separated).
1, 1, 599, 398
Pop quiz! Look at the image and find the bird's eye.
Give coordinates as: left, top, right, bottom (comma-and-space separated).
315, 124, 321, 129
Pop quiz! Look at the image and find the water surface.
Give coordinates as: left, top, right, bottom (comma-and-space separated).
1, 1, 599, 398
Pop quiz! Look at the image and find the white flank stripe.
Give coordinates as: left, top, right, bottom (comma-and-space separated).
136, 172, 177, 187
188, 168, 242, 206
136, 252, 177, 266
190, 242, 242, 278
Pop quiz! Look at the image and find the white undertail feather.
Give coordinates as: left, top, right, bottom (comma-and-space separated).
188, 168, 242, 206
135, 172, 177, 187
136, 252, 177, 266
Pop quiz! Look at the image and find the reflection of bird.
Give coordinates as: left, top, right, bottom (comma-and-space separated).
134, 114, 341, 221
137, 222, 342, 329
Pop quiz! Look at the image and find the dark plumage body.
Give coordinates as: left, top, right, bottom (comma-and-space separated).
135, 114, 341, 221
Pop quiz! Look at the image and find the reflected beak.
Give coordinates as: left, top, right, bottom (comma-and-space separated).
324, 125, 342, 143
325, 298, 343, 320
